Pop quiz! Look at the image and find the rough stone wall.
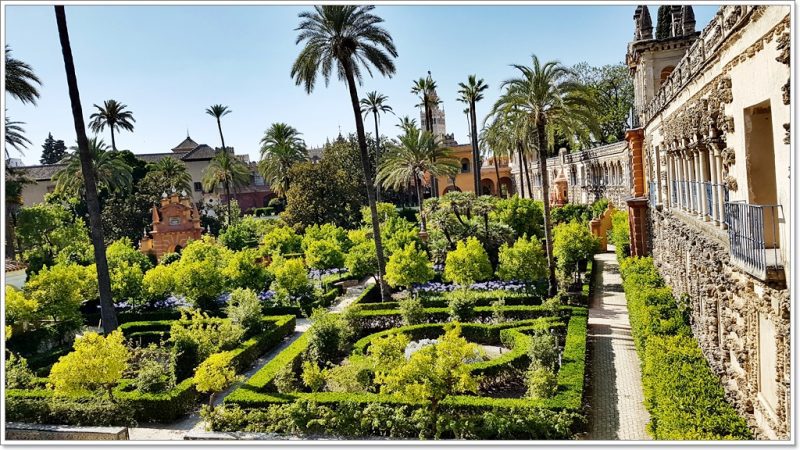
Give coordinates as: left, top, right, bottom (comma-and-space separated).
650, 208, 790, 439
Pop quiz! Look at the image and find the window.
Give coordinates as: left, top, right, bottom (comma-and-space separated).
660, 66, 675, 86
460, 158, 470, 173
254, 175, 265, 186
168, 216, 181, 226
194, 182, 202, 192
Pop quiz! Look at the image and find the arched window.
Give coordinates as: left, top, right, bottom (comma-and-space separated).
460, 158, 470, 173
660, 66, 675, 86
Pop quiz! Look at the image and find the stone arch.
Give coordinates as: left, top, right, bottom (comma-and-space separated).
443, 185, 462, 194
460, 158, 470, 173
498, 177, 513, 198
480, 178, 495, 196
660, 65, 675, 85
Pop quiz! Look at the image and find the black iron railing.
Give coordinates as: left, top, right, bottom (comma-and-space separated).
724, 201, 783, 279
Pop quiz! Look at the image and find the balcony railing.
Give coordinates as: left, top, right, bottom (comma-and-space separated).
724, 201, 784, 281
648, 180, 657, 207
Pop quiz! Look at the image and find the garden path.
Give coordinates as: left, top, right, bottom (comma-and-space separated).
128, 279, 368, 440
585, 250, 651, 440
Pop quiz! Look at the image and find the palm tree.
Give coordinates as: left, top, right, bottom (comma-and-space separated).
148, 157, 192, 193
259, 122, 307, 199
5, 114, 31, 160
457, 75, 489, 194
206, 104, 232, 150
479, 122, 506, 198
377, 125, 458, 215
202, 149, 250, 224
5, 45, 41, 105
396, 115, 417, 134
484, 106, 532, 198
88, 99, 135, 151
360, 91, 393, 202
290, 5, 398, 301
492, 54, 598, 296
411, 73, 440, 197
53, 137, 133, 197
55, 5, 118, 332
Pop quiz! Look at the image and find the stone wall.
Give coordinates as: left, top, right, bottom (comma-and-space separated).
650, 207, 790, 439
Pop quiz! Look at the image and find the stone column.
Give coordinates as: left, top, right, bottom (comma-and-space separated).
693, 148, 703, 218
666, 153, 675, 208
709, 145, 720, 225
655, 145, 663, 205
681, 150, 690, 211
713, 144, 725, 228
625, 129, 646, 197
698, 143, 710, 221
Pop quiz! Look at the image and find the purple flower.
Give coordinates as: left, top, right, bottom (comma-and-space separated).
258, 290, 276, 302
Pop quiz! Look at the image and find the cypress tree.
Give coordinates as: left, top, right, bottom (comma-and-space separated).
656, 6, 672, 39
40, 132, 68, 164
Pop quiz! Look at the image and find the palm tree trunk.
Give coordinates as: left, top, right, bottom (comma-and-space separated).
414, 173, 427, 231
424, 100, 438, 198
225, 181, 232, 225
110, 127, 116, 152
373, 111, 381, 203
516, 146, 526, 198
493, 156, 501, 197
518, 141, 533, 199
217, 118, 226, 151
537, 123, 557, 296
470, 102, 481, 195
55, 5, 118, 333
342, 58, 389, 301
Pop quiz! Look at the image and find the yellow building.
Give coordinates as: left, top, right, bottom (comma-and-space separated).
432, 143, 514, 197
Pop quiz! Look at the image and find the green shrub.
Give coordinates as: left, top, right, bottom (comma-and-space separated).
225, 288, 264, 335
49, 330, 129, 399
385, 243, 434, 289
302, 223, 350, 252
301, 361, 326, 393
143, 263, 177, 304
136, 359, 174, 394
260, 225, 302, 256
528, 331, 558, 372
304, 309, 347, 366
274, 363, 299, 394
324, 359, 372, 393
6, 353, 35, 389
591, 198, 609, 219
550, 204, 591, 225
490, 197, 544, 240
610, 210, 630, 259
223, 248, 271, 292
160, 252, 181, 265
496, 235, 547, 283
195, 352, 237, 406
448, 291, 477, 322
552, 221, 599, 287
23, 263, 96, 329
172, 260, 228, 310
399, 297, 426, 326
304, 239, 345, 270
219, 216, 274, 251
268, 255, 313, 306
526, 364, 558, 399
169, 310, 245, 364
444, 237, 492, 287
344, 240, 377, 280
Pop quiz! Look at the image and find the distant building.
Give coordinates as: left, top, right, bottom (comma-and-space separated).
139, 191, 203, 260
16, 135, 273, 214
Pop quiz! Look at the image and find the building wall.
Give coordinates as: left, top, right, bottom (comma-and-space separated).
433, 144, 513, 197
633, 5, 791, 439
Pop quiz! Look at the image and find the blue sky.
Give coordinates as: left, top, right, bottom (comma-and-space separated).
4, 4, 718, 165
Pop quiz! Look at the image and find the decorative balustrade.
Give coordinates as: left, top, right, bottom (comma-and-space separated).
724, 202, 784, 281
640, 5, 755, 125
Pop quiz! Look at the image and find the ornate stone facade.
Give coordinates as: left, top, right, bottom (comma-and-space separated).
139, 191, 203, 260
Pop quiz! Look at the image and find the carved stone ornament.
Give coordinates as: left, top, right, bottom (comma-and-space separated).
723, 175, 738, 191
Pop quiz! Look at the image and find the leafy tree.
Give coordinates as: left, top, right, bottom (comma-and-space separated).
6, 285, 38, 327
224, 288, 264, 334
205, 104, 232, 151
489, 55, 599, 296
360, 91, 394, 202
551, 203, 592, 225
53, 137, 133, 198
552, 221, 599, 287
375, 324, 482, 413
302, 223, 350, 252
88, 99, 135, 151
16, 203, 93, 274
223, 248, 271, 292
40, 133, 68, 164
49, 330, 129, 399
219, 216, 275, 251
385, 243, 433, 288
456, 75, 489, 193
106, 237, 152, 272
344, 239, 378, 280
282, 160, 363, 229
360, 202, 398, 226
367, 332, 410, 372
444, 237, 492, 287
381, 216, 421, 257
173, 260, 227, 310
195, 352, 237, 407
148, 157, 192, 193
143, 263, 176, 303
202, 149, 251, 225
24, 263, 97, 328
304, 239, 345, 270
260, 225, 302, 256
496, 235, 547, 283
268, 255, 313, 306
571, 62, 634, 143
259, 123, 308, 199
291, 5, 398, 301
55, 5, 119, 332
6, 353, 35, 389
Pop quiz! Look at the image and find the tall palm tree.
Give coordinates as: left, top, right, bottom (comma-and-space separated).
4, 114, 33, 259
202, 149, 250, 224
377, 125, 458, 215
290, 5, 398, 301
360, 91, 393, 202
492, 54, 598, 296
5, 45, 41, 105
53, 137, 133, 197
484, 106, 532, 198
259, 122, 307, 199
55, 5, 118, 332
457, 75, 489, 194
396, 115, 417, 134
148, 157, 192, 193
479, 122, 505, 198
411, 73, 440, 197
5, 114, 31, 160
88, 99, 135, 151
206, 104, 232, 150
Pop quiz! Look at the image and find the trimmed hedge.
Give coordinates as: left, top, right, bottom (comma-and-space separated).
619, 256, 750, 440
6, 315, 296, 425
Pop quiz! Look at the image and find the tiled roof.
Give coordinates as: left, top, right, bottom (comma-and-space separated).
19, 164, 65, 180
172, 136, 200, 152
181, 144, 217, 160
135, 153, 178, 163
